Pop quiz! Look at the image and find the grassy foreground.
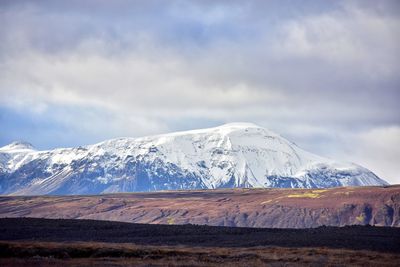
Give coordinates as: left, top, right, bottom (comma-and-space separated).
1, 241, 400, 266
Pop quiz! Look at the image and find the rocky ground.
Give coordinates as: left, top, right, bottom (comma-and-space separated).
1, 218, 400, 251
0, 218, 399, 266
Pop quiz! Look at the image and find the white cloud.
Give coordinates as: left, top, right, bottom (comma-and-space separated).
0, 36, 283, 115
332, 126, 400, 184
0, 0, 399, 183
276, 3, 400, 78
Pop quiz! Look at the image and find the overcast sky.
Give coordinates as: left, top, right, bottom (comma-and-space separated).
0, 0, 399, 184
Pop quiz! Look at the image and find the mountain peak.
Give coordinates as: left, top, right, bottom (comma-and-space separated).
213, 122, 279, 137
0, 141, 35, 151
0, 125, 388, 195
218, 122, 260, 129
144, 122, 267, 140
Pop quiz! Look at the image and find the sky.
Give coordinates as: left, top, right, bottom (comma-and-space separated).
0, 0, 399, 184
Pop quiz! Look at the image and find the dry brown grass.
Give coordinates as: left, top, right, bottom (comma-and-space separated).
1, 241, 399, 267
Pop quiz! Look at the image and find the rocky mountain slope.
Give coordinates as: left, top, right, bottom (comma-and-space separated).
0, 186, 398, 228
0, 123, 387, 195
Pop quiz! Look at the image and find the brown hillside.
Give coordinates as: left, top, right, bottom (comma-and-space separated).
0, 185, 399, 228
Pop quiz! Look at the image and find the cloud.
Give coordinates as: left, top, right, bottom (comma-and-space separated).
336, 126, 400, 184
0, 0, 399, 183
277, 2, 400, 79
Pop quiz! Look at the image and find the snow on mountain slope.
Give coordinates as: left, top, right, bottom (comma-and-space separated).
0, 123, 388, 195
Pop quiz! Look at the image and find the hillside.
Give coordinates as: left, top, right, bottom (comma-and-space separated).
1, 185, 398, 228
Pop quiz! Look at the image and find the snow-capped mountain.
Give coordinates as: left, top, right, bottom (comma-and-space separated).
0, 123, 388, 195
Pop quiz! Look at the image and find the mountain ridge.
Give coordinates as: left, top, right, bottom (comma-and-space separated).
0, 123, 388, 195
